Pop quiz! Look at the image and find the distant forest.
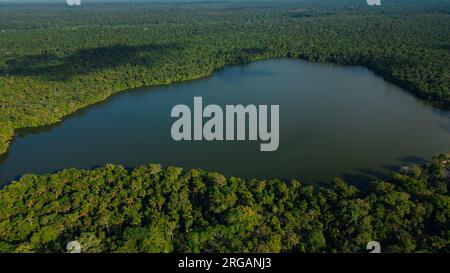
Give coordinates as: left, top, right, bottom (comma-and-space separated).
0, 1, 449, 155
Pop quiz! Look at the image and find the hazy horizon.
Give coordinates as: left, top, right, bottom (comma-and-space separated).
0, 0, 444, 5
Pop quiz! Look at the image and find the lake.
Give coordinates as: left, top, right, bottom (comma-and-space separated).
1, 58, 449, 186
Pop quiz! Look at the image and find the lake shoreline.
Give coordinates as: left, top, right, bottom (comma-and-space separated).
1, 55, 448, 158
1, 58, 449, 185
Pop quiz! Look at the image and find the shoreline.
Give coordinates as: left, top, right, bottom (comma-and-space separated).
1, 55, 448, 158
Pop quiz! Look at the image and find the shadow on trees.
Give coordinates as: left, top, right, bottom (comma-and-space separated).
435, 44, 450, 51
397, 155, 428, 165
1, 43, 183, 81
340, 168, 391, 190
339, 155, 429, 190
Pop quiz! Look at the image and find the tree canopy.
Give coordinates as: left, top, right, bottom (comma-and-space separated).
0, 1, 449, 154
0, 154, 448, 253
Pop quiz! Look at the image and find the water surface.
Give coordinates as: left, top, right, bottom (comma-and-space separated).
1, 58, 449, 185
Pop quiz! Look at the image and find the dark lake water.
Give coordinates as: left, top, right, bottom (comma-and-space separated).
1, 58, 449, 186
